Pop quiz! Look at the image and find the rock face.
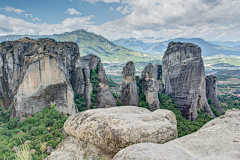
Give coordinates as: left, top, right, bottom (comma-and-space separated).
0, 38, 79, 117
206, 75, 224, 114
113, 108, 240, 160
121, 61, 139, 106
80, 54, 116, 108
46, 106, 178, 160
95, 62, 116, 108
141, 63, 160, 111
162, 42, 215, 121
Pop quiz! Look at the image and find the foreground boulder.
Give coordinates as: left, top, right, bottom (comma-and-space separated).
206, 75, 225, 114
113, 108, 240, 160
162, 42, 215, 121
121, 61, 139, 106
46, 106, 178, 160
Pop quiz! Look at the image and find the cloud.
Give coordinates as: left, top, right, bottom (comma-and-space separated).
1, 0, 240, 42
83, 0, 120, 3
0, 14, 94, 36
2, 6, 25, 14
88, 0, 240, 41
25, 13, 33, 18
108, 7, 114, 13
32, 17, 41, 21
64, 8, 82, 15
116, 6, 123, 11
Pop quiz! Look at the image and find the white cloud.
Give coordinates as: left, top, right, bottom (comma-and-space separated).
0, 14, 94, 36
32, 17, 41, 21
2, 6, 25, 14
83, 0, 120, 3
25, 13, 33, 18
64, 8, 82, 15
116, 6, 123, 11
108, 7, 114, 13
1, 0, 240, 42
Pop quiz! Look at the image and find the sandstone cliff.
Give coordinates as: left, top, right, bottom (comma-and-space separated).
0, 38, 79, 117
113, 108, 240, 160
162, 42, 215, 121
80, 54, 116, 108
46, 106, 178, 160
141, 63, 160, 111
206, 75, 225, 114
120, 61, 139, 106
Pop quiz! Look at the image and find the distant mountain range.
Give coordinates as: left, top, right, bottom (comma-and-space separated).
0, 30, 159, 64
113, 38, 240, 57
1, 30, 240, 65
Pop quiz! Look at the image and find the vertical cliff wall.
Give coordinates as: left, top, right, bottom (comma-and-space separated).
121, 61, 139, 106
162, 42, 215, 121
0, 38, 80, 117
206, 75, 224, 114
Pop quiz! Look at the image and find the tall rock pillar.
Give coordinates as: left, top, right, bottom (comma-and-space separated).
162, 42, 215, 121
121, 61, 139, 106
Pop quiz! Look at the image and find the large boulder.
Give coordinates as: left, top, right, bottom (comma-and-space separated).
206, 75, 224, 114
162, 42, 215, 121
141, 63, 160, 111
0, 38, 79, 117
46, 106, 178, 160
113, 108, 240, 160
121, 61, 139, 106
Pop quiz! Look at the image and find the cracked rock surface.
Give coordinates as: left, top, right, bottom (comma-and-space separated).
46, 106, 178, 160
113, 108, 240, 160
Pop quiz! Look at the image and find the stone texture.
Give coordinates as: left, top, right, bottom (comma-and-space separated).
95, 62, 116, 108
206, 75, 225, 114
113, 108, 240, 160
0, 38, 79, 118
48, 106, 177, 160
162, 42, 215, 121
45, 136, 113, 160
80, 54, 116, 109
121, 61, 139, 106
141, 63, 160, 111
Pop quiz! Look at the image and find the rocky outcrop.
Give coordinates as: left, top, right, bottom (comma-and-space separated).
80, 54, 116, 108
141, 63, 160, 111
0, 38, 79, 117
46, 106, 178, 160
155, 63, 164, 92
206, 75, 224, 114
113, 108, 240, 160
121, 61, 139, 106
95, 62, 116, 108
162, 42, 215, 121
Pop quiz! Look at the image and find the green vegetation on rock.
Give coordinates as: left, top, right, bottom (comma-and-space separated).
90, 66, 99, 109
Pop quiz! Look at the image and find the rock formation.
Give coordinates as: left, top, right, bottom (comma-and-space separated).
113, 108, 240, 160
80, 54, 116, 108
0, 38, 79, 117
206, 75, 225, 114
0, 38, 115, 118
141, 63, 160, 111
162, 42, 215, 121
121, 61, 139, 106
46, 106, 178, 160
95, 62, 116, 108
155, 63, 164, 92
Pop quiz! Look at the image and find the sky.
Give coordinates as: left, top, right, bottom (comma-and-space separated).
0, 0, 240, 42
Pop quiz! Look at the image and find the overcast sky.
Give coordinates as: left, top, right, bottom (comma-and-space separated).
0, 0, 240, 42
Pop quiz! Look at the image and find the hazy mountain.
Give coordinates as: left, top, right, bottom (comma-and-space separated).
0, 30, 159, 63
208, 41, 240, 48
113, 38, 155, 53
113, 38, 240, 57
